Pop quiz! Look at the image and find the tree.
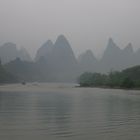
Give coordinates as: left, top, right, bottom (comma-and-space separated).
78, 72, 94, 87
121, 77, 135, 89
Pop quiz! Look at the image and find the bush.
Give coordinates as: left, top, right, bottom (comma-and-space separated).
121, 77, 135, 89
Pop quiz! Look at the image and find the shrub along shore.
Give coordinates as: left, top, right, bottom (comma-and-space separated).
78, 65, 140, 89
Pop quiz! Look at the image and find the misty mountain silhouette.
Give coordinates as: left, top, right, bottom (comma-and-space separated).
4, 58, 45, 82
18, 48, 32, 62
99, 39, 137, 72
52, 35, 78, 73
0, 42, 31, 64
35, 35, 78, 81
99, 38, 122, 72
78, 50, 98, 73
35, 40, 54, 61
1, 35, 140, 82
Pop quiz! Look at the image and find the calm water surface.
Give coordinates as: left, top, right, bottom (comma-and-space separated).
0, 83, 140, 140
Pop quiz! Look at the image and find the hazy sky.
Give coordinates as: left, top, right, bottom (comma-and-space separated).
0, 0, 140, 58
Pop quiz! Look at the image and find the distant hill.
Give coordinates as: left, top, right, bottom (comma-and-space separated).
0, 60, 17, 83
78, 50, 98, 73
0, 42, 31, 64
35, 35, 79, 82
18, 48, 32, 62
4, 58, 45, 82
78, 38, 140, 73
99, 38, 122, 72
4, 35, 78, 82
35, 40, 54, 61
134, 48, 140, 65
1, 35, 140, 82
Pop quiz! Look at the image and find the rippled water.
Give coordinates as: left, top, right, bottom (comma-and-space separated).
0, 84, 140, 140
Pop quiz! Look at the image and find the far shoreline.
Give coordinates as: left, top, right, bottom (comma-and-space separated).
0, 83, 140, 93
77, 85, 140, 91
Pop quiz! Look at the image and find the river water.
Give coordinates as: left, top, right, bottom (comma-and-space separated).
0, 83, 140, 140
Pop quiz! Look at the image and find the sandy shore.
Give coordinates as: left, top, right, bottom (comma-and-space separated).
0, 83, 79, 92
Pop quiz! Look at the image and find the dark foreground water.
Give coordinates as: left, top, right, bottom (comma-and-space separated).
0, 84, 140, 140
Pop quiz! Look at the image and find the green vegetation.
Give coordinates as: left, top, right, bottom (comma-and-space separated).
0, 60, 17, 83
78, 72, 108, 87
1, 54, 140, 87
4, 58, 46, 82
78, 65, 140, 89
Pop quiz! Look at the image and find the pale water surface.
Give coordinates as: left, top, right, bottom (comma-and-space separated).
0, 83, 140, 140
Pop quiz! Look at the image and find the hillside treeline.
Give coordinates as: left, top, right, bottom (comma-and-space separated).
78, 65, 140, 89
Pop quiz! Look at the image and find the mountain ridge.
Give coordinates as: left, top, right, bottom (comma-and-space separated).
1, 35, 140, 82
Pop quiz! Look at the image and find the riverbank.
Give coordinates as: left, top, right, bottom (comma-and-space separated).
78, 85, 140, 91
1, 83, 140, 94
0, 83, 79, 92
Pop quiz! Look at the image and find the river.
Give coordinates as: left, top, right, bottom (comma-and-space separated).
0, 83, 140, 140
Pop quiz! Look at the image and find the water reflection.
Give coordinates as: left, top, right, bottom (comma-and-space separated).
0, 88, 140, 140
35, 92, 74, 137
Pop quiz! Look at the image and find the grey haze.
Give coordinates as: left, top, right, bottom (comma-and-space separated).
0, 0, 140, 58
2, 35, 140, 82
